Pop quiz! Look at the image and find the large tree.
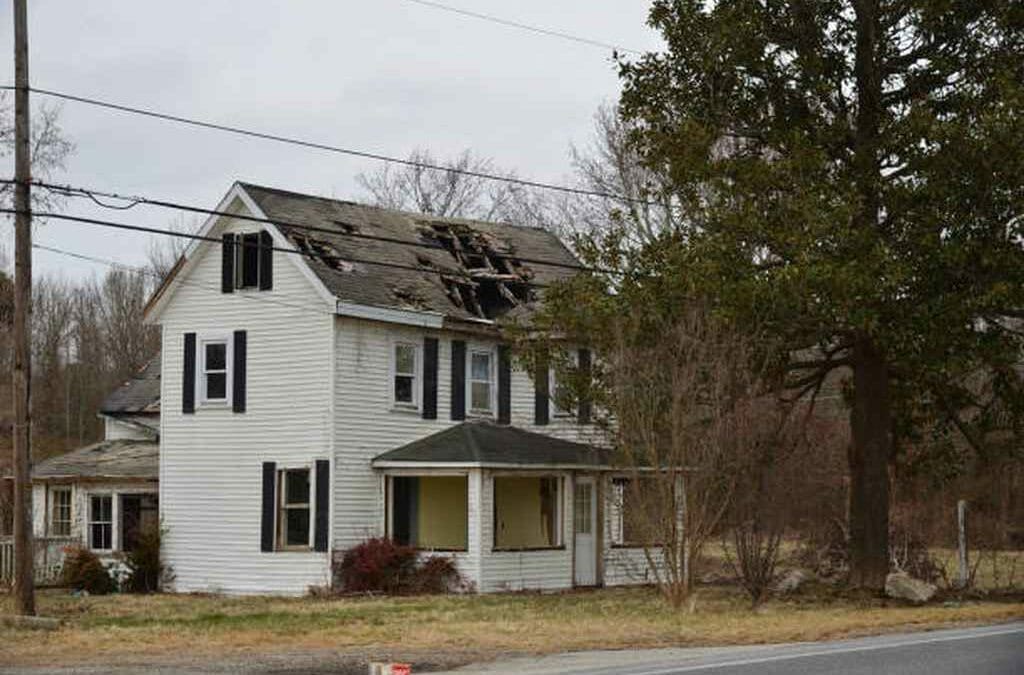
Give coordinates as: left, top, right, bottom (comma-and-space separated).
548, 0, 1024, 590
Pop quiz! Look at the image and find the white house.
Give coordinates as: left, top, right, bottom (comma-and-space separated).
145, 182, 654, 595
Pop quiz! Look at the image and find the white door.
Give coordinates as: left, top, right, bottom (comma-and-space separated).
573, 476, 597, 586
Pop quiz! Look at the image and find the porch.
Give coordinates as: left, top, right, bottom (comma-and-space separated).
372, 420, 611, 592
0, 535, 75, 586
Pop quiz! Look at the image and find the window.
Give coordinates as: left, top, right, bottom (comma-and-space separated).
201, 339, 229, 403
235, 232, 262, 289
493, 476, 561, 550
89, 495, 113, 551
278, 469, 311, 549
611, 477, 674, 547
573, 481, 593, 535
389, 476, 468, 551
469, 349, 494, 414
50, 487, 71, 537
392, 342, 419, 408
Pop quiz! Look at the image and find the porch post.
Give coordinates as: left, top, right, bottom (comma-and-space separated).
468, 469, 485, 590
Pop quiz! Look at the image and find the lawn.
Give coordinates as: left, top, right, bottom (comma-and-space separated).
1, 584, 1022, 670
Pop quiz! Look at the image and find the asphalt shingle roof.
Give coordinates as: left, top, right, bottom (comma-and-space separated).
372, 420, 609, 468
240, 183, 581, 322
32, 440, 159, 481
100, 354, 161, 416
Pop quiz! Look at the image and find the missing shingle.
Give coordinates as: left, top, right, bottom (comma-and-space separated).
333, 220, 360, 235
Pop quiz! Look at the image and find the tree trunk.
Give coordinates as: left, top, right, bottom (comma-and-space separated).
848, 337, 891, 590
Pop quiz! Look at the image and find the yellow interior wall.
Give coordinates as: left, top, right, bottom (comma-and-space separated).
494, 477, 557, 549
416, 476, 468, 550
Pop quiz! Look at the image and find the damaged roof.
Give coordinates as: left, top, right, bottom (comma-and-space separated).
372, 420, 610, 468
32, 440, 159, 482
100, 354, 161, 416
240, 183, 582, 323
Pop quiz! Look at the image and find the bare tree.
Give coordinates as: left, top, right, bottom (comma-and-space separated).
145, 216, 195, 285
0, 91, 75, 212
604, 305, 791, 608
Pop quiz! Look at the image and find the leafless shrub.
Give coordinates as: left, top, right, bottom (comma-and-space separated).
723, 521, 783, 608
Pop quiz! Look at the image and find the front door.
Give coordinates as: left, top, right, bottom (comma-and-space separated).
573, 476, 597, 586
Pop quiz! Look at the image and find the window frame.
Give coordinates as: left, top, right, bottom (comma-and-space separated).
390, 339, 421, 411
198, 335, 232, 406
466, 346, 496, 417
49, 486, 72, 537
277, 467, 313, 551
386, 474, 469, 552
610, 476, 674, 548
233, 231, 263, 290
491, 474, 564, 552
549, 356, 576, 419
88, 493, 114, 552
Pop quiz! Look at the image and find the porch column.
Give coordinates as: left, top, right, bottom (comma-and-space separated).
467, 469, 485, 589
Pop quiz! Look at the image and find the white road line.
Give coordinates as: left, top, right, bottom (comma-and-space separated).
625, 625, 1024, 675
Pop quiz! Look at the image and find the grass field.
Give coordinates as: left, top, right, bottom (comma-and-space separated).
1, 583, 1022, 669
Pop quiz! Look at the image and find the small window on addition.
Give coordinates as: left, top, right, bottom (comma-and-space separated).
278, 468, 311, 550
235, 232, 262, 289
393, 342, 418, 408
50, 487, 72, 537
89, 495, 113, 551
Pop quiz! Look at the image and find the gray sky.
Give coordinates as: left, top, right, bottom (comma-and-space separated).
1, 0, 662, 280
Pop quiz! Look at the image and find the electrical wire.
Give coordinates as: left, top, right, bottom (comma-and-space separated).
32, 242, 337, 316
399, 0, 643, 55
1, 207, 558, 288
17, 178, 611, 274
0, 85, 650, 205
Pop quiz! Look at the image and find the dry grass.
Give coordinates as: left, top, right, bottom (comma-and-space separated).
0, 585, 1021, 668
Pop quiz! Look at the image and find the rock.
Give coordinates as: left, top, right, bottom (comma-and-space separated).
885, 572, 937, 603
775, 569, 811, 594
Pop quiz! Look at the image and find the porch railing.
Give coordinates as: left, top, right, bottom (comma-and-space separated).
0, 535, 75, 587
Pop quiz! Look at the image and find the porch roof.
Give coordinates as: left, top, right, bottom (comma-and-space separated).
32, 440, 159, 482
372, 420, 611, 469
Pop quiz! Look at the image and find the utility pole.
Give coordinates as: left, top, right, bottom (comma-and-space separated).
12, 0, 36, 616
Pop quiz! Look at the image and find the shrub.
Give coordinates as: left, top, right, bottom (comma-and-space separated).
722, 521, 782, 608
62, 545, 116, 594
336, 538, 417, 593
123, 525, 172, 593
334, 538, 465, 594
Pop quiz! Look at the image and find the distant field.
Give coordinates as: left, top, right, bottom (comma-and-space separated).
1, 583, 1022, 670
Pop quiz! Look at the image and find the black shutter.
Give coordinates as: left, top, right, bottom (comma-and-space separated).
578, 348, 592, 424
314, 459, 329, 552
233, 330, 247, 413
258, 230, 273, 291
182, 332, 196, 414
422, 337, 439, 420
498, 345, 512, 425
534, 349, 550, 426
451, 340, 466, 421
221, 233, 235, 293
261, 462, 276, 552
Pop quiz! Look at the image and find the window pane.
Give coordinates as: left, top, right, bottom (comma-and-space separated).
394, 375, 414, 403
390, 476, 468, 550
206, 373, 227, 399
471, 382, 491, 411
574, 482, 592, 534
205, 343, 226, 370
471, 352, 491, 381
90, 524, 111, 550
92, 495, 111, 522
285, 508, 310, 546
395, 344, 415, 375
285, 470, 310, 505
240, 233, 260, 288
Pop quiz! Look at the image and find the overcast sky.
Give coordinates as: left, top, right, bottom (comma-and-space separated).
0, 1, 662, 280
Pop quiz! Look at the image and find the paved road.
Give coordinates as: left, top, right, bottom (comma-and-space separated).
442, 623, 1024, 675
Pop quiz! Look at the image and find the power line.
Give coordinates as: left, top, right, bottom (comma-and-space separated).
0, 85, 649, 205
33, 242, 336, 316
0, 207, 557, 288
14, 178, 612, 275
400, 0, 644, 55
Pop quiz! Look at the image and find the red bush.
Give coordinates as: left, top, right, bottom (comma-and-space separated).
334, 538, 465, 594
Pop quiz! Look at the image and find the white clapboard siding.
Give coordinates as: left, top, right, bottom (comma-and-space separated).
104, 416, 156, 441
159, 211, 334, 595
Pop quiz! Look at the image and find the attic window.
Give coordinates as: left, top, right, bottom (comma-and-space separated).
236, 233, 261, 289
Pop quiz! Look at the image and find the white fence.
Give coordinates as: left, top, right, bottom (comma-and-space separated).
0, 536, 74, 586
